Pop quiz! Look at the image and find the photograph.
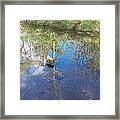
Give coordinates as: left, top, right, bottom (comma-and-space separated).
20, 20, 100, 100
1, 0, 118, 118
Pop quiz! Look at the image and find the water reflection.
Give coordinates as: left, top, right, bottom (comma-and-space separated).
20, 39, 100, 100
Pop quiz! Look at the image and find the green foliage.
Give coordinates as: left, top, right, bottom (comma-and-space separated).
20, 20, 100, 48
20, 20, 100, 69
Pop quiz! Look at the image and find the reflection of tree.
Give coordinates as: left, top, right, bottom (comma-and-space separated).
20, 20, 100, 66
20, 20, 100, 99
69, 36, 100, 71
46, 67, 64, 99
20, 20, 100, 100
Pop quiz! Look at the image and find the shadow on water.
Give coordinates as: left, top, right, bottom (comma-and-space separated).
20, 39, 100, 100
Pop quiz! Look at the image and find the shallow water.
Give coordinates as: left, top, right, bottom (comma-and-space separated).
20, 41, 100, 100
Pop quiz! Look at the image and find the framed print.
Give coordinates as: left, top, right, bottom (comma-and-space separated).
0, 0, 119, 119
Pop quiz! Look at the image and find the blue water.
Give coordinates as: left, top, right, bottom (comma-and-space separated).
20, 41, 100, 100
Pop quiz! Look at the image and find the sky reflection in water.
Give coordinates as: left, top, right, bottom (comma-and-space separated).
20, 40, 100, 100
